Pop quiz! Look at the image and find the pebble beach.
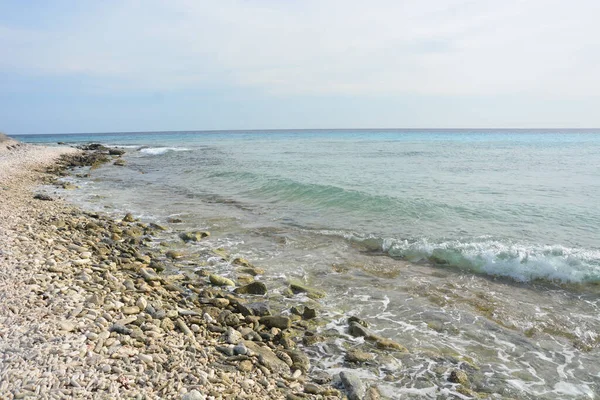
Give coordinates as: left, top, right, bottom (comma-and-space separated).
0, 139, 393, 399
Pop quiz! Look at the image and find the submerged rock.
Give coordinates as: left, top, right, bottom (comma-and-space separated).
288, 280, 326, 299
448, 369, 470, 387
179, 231, 210, 242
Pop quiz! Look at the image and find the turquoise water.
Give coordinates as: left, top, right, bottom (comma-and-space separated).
20, 130, 600, 283
18, 130, 600, 398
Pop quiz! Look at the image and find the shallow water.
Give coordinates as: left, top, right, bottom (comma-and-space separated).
20, 130, 600, 398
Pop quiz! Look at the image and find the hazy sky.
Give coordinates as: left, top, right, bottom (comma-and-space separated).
1, 0, 599, 133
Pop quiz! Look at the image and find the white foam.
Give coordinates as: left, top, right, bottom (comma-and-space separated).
139, 147, 191, 155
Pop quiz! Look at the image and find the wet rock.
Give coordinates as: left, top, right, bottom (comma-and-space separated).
109, 148, 125, 156
113, 159, 126, 166
232, 257, 252, 267
234, 281, 267, 295
166, 250, 184, 260
33, 193, 53, 201
346, 349, 374, 363
348, 321, 372, 338
372, 335, 408, 352
167, 217, 183, 223
179, 231, 210, 242
209, 274, 235, 287
340, 371, 366, 400
448, 370, 470, 387
348, 316, 369, 327
302, 306, 317, 320
260, 316, 291, 330
123, 213, 135, 222
288, 280, 326, 299
311, 370, 332, 385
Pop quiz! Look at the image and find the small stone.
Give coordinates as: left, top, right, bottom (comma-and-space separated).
182, 389, 205, 400
136, 297, 148, 311
122, 306, 141, 315
138, 354, 153, 363
304, 383, 322, 394
140, 268, 160, 281
238, 360, 253, 372
234, 343, 248, 355
219, 326, 240, 343
59, 321, 77, 332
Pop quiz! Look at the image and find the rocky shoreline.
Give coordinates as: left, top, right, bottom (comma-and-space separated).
1, 142, 412, 399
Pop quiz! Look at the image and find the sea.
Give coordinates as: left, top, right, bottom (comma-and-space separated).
16, 130, 600, 399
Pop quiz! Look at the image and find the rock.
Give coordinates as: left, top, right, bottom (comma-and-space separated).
167, 217, 183, 223
302, 306, 317, 320
304, 383, 323, 394
260, 316, 291, 330
238, 266, 265, 276
140, 268, 160, 282
244, 341, 291, 375
59, 321, 77, 332
122, 306, 140, 315
217, 345, 235, 356
348, 321, 372, 338
238, 360, 253, 372
136, 297, 148, 311
148, 222, 166, 231
348, 316, 369, 327
223, 327, 243, 344
109, 148, 125, 156
113, 159, 126, 166
209, 274, 235, 287
448, 370, 470, 387
123, 213, 135, 222
234, 343, 248, 355
241, 302, 271, 317
340, 371, 366, 400
234, 281, 268, 295
287, 350, 310, 372
311, 370, 332, 385
110, 324, 133, 335
346, 349, 374, 363
166, 250, 184, 259
182, 389, 205, 400
371, 335, 408, 352
179, 231, 209, 242
33, 193, 53, 201
232, 257, 252, 267
288, 280, 326, 299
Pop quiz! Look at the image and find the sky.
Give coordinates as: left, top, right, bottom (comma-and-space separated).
1, 0, 599, 134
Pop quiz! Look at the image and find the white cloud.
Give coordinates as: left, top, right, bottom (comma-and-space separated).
1, 0, 599, 96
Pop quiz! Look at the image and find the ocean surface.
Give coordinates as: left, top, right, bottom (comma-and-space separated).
18, 130, 600, 398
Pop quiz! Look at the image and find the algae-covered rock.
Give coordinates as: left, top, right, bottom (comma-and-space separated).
113, 158, 126, 166
123, 213, 135, 222
165, 250, 183, 260
345, 349, 374, 363
180, 231, 210, 242
448, 369, 470, 387
288, 279, 326, 299
234, 281, 267, 295
209, 274, 235, 287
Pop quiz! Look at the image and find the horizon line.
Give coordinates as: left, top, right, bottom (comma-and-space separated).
10, 127, 600, 136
